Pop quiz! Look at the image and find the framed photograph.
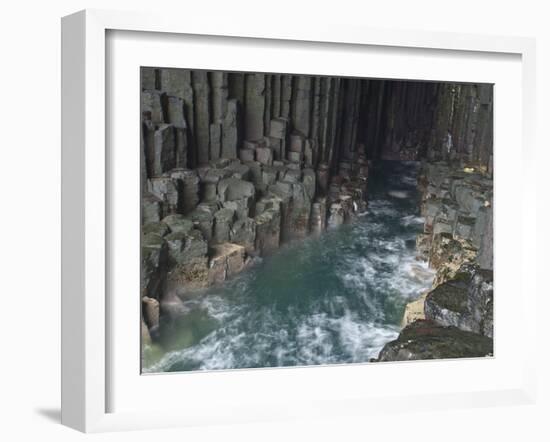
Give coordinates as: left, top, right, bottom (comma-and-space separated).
61, 9, 537, 432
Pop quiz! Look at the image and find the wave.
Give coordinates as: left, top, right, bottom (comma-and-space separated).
143, 161, 434, 373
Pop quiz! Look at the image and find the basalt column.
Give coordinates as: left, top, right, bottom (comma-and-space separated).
140, 69, 493, 341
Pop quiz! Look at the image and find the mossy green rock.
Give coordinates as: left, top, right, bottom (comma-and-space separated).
376, 320, 493, 361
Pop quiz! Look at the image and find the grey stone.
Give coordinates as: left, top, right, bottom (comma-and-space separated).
376, 320, 493, 362
254, 208, 281, 256
226, 161, 250, 180
161, 214, 193, 235
230, 217, 257, 254
141, 90, 165, 123
327, 203, 345, 228
310, 198, 327, 235
152, 124, 177, 176
147, 176, 181, 215
289, 133, 304, 153
142, 193, 163, 225
141, 67, 157, 91
208, 243, 246, 285
166, 96, 187, 128
192, 71, 210, 164
244, 74, 265, 141
255, 146, 273, 166
141, 232, 167, 299
218, 177, 255, 202
287, 151, 302, 163
269, 117, 288, 139
209, 123, 222, 161
454, 214, 476, 240
291, 76, 312, 136
187, 207, 215, 241
169, 169, 200, 214
302, 168, 316, 201
425, 279, 472, 331
213, 208, 236, 244
143, 221, 170, 237
239, 148, 255, 162
142, 296, 160, 330
210, 71, 228, 123
468, 269, 493, 337
222, 99, 239, 159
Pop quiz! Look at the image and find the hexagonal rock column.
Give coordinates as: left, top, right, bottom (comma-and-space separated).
208, 243, 246, 285
254, 208, 281, 256
244, 74, 265, 141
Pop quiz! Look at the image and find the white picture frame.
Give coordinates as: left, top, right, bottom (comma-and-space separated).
61, 9, 537, 433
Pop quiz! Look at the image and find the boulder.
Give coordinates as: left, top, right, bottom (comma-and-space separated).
424, 278, 472, 331
376, 320, 493, 362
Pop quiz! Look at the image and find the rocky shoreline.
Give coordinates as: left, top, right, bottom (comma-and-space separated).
375, 161, 494, 362
140, 68, 494, 364
140, 69, 372, 344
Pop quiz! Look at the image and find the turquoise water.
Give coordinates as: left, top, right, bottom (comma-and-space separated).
143, 161, 434, 372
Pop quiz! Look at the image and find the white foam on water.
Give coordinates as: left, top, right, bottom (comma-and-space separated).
143, 163, 436, 373
387, 190, 410, 199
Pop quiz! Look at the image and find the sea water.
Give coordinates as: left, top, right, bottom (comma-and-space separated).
143, 161, 435, 372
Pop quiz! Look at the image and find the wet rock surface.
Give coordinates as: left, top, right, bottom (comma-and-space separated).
141, 68, 493, 366
377, 320, 493, 362
379, 160, 493, 362
140, 69, 373, 342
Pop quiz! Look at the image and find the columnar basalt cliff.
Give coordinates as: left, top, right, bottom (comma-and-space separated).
140, 67, 494, 353
376, 162, 494, 361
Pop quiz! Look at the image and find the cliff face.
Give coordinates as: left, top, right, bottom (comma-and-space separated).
140, 67, 493, 344
141, 69, 493, 175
